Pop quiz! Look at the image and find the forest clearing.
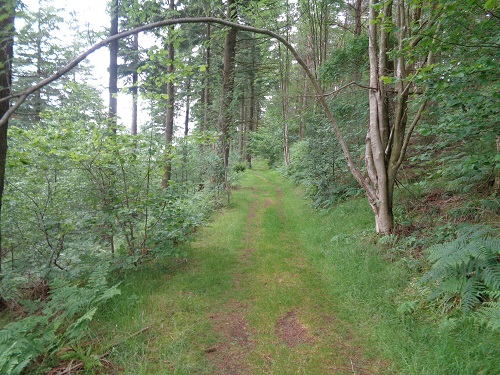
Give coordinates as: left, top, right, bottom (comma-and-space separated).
0, 0, 499, 374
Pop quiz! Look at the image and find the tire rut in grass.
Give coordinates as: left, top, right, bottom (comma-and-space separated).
207, 300, 255, 375
207, 185, 263, 374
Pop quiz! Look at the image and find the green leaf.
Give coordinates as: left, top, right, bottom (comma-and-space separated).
381, 75, 397, 84
484, 0, 500, 10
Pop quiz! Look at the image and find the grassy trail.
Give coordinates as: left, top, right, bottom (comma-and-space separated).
95, 163, 499, 374
97, 162, 389, 374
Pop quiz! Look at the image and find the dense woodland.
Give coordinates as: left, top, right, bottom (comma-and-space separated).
0, 0, 499, 373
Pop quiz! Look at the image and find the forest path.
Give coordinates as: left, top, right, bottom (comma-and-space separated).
99, 162, 389, 374
202, 163, 383, 374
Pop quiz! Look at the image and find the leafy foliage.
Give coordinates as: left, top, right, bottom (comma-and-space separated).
419, 225, 500, 328
0, 263, 119, 374
284, 103, 364, 208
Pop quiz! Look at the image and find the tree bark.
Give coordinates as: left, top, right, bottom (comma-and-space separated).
131, 33, 139, 135
34, 1, 42, 123
365, 0, 432, 233
280, 43, 291, 167
247, 60, 255, 167
184, 77, 190, 137
162, 0, 175, 188
109, 0, 119, 129
354, 0, 363, 36
367, 0, 394, 233
239, 93, 245, 161
0, 0, 15, 273
218, 0, 238, 188
202, 23, 211, 132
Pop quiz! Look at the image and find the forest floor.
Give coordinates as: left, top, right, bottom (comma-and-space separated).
90, 162, 498, 374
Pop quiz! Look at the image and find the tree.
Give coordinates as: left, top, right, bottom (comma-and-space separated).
0, 0, 15, 272
0, 17, 363, 229
163, 0, 176, 187
2, 12, 477, 235
364, 0, 436, 233
12, 0, 94, 126
109, 0, 119, 127
218, 0, 238, 189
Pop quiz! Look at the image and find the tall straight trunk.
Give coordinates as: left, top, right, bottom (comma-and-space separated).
299, 71, 307, 140
239, 93, 245, 160
280, 50, 291, 166
0, 0, 15, 273
109, 0, 119, 128
202, 23, 211, 131
35, 2, 42, 122
103, 0, 120, 252
279, 4, 291, 167
354, 0, 363, 36
247, 64, 255, 167
281, 64, 291, 167
131, 33, 139, 135
218, 0, 237, 188
184, 78, 191, 137
163, 0, 175, 187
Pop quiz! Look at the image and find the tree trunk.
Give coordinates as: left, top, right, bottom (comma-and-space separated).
247, 61, 255, 167
35, 2, 42, 123
163, 0, 175, 188
109, 0, 119, 129
280, 4, 291, 167
299, 71, 307, 140
239, 92, 245, 161
366, 0, 393, 233
365, 0, 430, 234
184, 77, 191, 137
354, 0, 363, 36
281, 43, 291, 168
218, 0, 238, 188
131, 33, 139, 135
202, 23, 211, 132
0, 0, 15, 273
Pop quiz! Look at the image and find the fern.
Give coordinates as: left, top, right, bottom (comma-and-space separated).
476, 289, 500, 330
419, 225, 500, 326
0, 262, 120, 374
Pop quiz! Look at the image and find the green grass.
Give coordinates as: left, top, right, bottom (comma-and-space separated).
89, 161, 499, 374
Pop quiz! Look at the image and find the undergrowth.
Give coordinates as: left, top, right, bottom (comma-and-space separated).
282, 190, 500, 374
419, 225, 500, 327
0, 262, 120, 374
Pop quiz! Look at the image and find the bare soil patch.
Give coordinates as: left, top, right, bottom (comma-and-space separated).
207, 300, 254, 374
264, 198, 272, 208
275, 309, 314, 348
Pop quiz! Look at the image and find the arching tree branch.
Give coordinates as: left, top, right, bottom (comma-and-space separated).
0, 16, 376, 201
